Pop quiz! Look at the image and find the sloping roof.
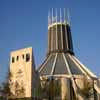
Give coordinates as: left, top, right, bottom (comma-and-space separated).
38, 53, 84, 76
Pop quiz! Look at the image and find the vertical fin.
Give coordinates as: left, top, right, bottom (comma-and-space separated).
56, 8, 58, 50
52, 8, 53, 24
51, 8, 53, 51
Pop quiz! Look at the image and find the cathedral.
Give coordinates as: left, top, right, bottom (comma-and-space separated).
9, 8, 100, 100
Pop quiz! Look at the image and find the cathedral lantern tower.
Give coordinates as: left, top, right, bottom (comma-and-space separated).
38, 8, 100, 100
47, 9, 73, 55
8, 7, 100, 100
38, 8, 97, 77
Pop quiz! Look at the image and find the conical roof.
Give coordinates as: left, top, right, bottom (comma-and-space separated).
39, 53, 83, 76
38, 10, 96, 78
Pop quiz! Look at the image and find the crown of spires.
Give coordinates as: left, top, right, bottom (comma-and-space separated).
48, 8, 71, 26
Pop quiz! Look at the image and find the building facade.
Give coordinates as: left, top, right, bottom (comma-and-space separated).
9, 8, 100, 100
38, 8, 100, 100
9, 47, 36, 98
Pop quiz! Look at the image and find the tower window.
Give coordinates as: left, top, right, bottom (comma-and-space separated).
26, 53, 30, 62
22, 54, 24, 59
12, 57, 15, 63
16, 56, 19, 61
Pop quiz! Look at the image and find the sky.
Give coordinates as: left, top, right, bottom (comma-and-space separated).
0, 0, 100, 83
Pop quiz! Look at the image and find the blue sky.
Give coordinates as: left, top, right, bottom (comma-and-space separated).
0, 0, 100, 83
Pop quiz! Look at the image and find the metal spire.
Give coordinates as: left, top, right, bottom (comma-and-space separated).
52, 8, 54, 24
60, 8, 62, 23
64, 8, 67, 24
56, 8, 57, 23
67, 8, 71, 26
48, 9, 51, 26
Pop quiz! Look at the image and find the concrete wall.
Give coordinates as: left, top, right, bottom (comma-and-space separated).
61, 78, 71, 100
9, 47, 35, 98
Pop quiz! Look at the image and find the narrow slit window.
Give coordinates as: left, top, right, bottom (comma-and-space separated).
26, 53, 30, 62
12, 57, 15, 63
16, 56, 19, 61
22, 54, 24, 59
